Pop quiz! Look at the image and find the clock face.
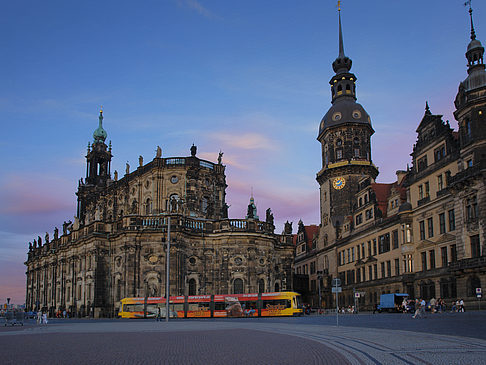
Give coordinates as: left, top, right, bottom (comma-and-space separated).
170, 176, 178, 184
333, 177, 346, 190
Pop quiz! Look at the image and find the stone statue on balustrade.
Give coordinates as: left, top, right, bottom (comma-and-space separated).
156, 146, 162, 158
54, 227, 59, 240
284, 221, 293, 235
266, 208, 274, 226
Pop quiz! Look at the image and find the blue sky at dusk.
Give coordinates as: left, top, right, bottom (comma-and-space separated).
1, 0, 483, 304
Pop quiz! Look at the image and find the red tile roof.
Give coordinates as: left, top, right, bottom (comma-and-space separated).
371, 183, 393, 217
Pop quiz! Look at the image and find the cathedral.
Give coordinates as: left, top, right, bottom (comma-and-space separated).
295, 6, 486, 310
25, 111, 294, 317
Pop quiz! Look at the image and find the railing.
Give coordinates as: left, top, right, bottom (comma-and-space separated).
417, 196, 430, 207
449, 256, 486, 271
27, 215, 277, 260
436, 188, 449, 198
448, 161, 486, 186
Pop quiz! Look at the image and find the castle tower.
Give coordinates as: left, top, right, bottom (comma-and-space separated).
454, 4, 486, 164
317, 6, 378, 239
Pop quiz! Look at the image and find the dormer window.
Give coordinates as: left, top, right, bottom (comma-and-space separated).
417, 156, 428, 172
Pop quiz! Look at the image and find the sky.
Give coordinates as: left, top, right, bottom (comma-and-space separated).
0, 0, 483, 304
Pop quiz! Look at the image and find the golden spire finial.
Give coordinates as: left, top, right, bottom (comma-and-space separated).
100, 105, 103, 114
337, 0, 341, 11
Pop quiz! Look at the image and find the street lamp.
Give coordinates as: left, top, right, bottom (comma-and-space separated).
165, 216, 171, 322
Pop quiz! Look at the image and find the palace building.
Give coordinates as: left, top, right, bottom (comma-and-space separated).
25, 111, 294, 317
294, 6, 486, 310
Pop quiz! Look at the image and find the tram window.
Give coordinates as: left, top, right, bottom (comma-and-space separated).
171, 303, 184, 312
188, 302, 210, 311
125, 304, 144, 312
214, 302, 226, 311
263, 300, 291, 308
242, 301, 258, 310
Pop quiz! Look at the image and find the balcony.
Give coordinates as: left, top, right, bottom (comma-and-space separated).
448, 160, 486, 186
417, 196, 430, 207
449, 256, 486, 271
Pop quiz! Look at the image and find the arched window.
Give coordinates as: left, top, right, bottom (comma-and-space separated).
145, 198, 152, 215
258, 279, 265, 293
274, 282, 280, 292
346, 84, 351, 92
337, 85, 342, 92
234, 278, 243, 294
188, 278, 197, 296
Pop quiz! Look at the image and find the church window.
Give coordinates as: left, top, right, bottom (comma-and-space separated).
336, 149, 343, 160
258, 279, 265, 293
346, 84, 351, 93
274, 282, 280, 292
352, 110, 361, 119
354, 148, 360, 157
202, 197, 208, 213
234, 278, 243, 294
337, 85, 342, 93
188, 279, 197, 296
145, 198, 152, 215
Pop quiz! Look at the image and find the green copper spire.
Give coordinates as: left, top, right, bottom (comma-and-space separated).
93, 107, 107, 143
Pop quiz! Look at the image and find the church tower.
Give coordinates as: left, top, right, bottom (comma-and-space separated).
317, 6, 378, 240
76, 109, 113, 223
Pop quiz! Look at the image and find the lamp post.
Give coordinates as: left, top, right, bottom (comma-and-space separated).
165, 216, 171, 322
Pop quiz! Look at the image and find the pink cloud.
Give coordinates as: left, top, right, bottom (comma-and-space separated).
0, 260, 26, 305
209, 132, 279, 151
0, 174, 73, 215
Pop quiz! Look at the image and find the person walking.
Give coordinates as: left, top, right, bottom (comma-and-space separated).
412, 299, 421, 319
36, 311, 42, 325
460, 299, 465, 312
420, 298, 426, 317
430, 297, 436, 313
42, 312, 48, 325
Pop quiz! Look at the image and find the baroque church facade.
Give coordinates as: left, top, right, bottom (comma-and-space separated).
25, 111, 294, 317
295, 7, 486, 310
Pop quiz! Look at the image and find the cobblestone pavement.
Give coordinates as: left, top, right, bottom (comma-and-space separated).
2, 319, 486, 364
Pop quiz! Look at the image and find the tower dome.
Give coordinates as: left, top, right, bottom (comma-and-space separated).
93, 109, 107, 143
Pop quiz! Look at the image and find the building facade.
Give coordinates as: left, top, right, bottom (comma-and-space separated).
295, 7, 486, 310
25, 111, 294, 317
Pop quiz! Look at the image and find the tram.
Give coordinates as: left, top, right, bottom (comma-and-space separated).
119, 291, 303, 318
